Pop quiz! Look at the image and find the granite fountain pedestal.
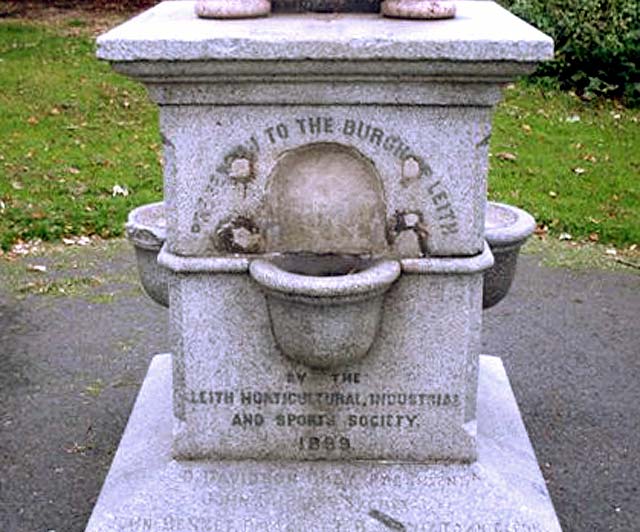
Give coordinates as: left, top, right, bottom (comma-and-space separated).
88, 2, 560, 530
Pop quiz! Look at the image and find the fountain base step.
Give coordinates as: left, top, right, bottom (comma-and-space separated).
86, 354, 561, 532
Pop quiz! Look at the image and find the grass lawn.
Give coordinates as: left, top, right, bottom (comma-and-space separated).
0, 17, 638, 255
0, 19, 161, 251
490, 84, 639, 247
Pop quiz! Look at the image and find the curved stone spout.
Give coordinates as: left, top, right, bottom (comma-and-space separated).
250, 256, 401, 368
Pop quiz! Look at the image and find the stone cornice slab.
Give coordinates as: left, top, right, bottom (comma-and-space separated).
97, 1, 553, 70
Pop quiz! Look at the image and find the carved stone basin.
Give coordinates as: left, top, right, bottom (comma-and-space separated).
250, 254, 401, 368
126, 201, 535, 310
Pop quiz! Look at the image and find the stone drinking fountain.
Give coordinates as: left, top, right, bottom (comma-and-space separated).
88, 2, 560, 530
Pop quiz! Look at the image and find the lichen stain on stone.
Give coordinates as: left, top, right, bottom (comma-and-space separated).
160, 132, 177, 185
389, 210, 430, 257
476, 133, 492, 149
217, 146, 257, 185
400, 154, 432, 188
368, 508, 407, 531
215, 216, 264, 254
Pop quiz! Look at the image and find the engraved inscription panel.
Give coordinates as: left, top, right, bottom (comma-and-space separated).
185, 371, 461, 458
107, 463, 547, 532
161, 105, 491, 257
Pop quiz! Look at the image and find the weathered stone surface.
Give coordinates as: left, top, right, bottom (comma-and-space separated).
85, 354, 562, 532
382, 0, 456, 20
97, 2, 551, 259
264, 143, 388, 256
249, 258, 401, 368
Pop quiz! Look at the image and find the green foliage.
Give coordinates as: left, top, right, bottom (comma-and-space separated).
500, 0, 640, 105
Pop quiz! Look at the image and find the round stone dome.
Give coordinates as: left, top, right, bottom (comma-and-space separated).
264, 143, 388, 256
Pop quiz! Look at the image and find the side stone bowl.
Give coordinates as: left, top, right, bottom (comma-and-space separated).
483, 202, 536, 309
125, 202, 170, 308
125, 201, 535, 310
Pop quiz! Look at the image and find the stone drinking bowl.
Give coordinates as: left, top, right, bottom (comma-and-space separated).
249, 255, 401, 369
126, 201, 535, 312
125, 202, 170, 308
483, 202, 536, 309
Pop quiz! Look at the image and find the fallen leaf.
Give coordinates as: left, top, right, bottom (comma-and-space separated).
589, 233, 599, 242
68, 167, 80, 175
27, 116, 39, 125
583, 154, 597, 163
85, 380, 104, 398
50, 107, 61, 116
534, 225, 549, 238
63, 236, 93, 247
10, 239, 43, 257
112, 184, 129, 197
27, 264, 47, 273
11, 181, 24, 190
496, 152, 517, 162
65, 442, 89, 455
522, 124, 532, 133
